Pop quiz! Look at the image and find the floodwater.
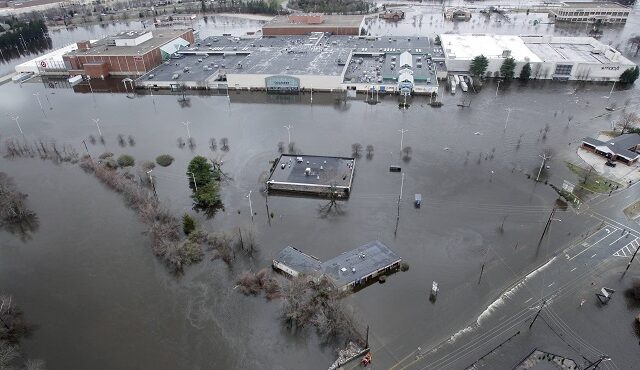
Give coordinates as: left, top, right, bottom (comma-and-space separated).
1, 7, 640, 370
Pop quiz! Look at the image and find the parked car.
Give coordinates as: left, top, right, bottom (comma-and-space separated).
605, 160, 616, 167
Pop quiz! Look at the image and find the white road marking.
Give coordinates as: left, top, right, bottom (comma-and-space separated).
569, 231, 618, 260
591, 253, 597, 258
609, 235, 625, 246
570, 267, 577, 272
548, 282, 555, 287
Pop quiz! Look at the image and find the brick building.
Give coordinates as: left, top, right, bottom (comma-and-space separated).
62, 29, 194, 78
262, 14, 364, 36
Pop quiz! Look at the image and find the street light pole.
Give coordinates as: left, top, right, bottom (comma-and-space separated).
182, 121, 191, 139
495, 80, 501, 97
398, 128, 409, 152
92, 118, 102, 136
536, 153, 551, 182
504, 107, 512, 130
247, 190, 253, 222
283, 124, 292, 145
608, 81, 616, 99
11, 116, 23, 135
33, 92, 44, 111
147, 169, 157, 199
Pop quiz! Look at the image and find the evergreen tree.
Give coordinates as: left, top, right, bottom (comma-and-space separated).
619, 66, 639, 84
500, 57, 516, 80
519, 62, 531, 81
469, 55, 489, 77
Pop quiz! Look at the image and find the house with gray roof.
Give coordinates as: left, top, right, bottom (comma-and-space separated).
273, 241, 402, 292
581, 133, 640, 165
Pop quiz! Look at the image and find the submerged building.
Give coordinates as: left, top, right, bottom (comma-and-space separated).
273, 241, 402, 291
441, 33, 636, 81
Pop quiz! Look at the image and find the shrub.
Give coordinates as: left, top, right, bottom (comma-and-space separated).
400, 262, 410, 272
99, 152, 114, 159
182, 213, 196, 235
192, 180, 220, 208
156, 154, 174, 167
141, 161, 155, 171
117, 154, 135, 167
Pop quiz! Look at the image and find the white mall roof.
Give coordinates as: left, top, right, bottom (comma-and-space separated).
440, 34, 542, 63
14, 42, 95, 75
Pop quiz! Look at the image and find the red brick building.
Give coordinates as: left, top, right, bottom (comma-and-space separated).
63, 29, 194, 78
262, 14, 364, 36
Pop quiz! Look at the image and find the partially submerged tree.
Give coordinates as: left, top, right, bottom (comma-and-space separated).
182, 213, 196, 235
470, 55, 489, 77
156, 154, 174, 167
616, 112, 640, 134
0, 173, 36, 228
351, 143, 362, 158
117, 154, 135, 168
365, 144, 374, 159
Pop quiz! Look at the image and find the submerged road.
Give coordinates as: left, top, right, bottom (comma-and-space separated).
376, 182, 640, 370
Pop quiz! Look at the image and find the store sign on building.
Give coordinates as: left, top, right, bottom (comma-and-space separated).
601, 65, 620, 71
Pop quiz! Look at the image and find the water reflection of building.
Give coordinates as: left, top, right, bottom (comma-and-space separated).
549, 1, 630, 24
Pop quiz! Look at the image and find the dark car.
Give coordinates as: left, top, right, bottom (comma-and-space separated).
605, 160, 616, 167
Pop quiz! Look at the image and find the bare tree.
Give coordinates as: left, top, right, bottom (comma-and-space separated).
237, 225, 258, 257
220, 137, 230, 151
117, 134, 126, 147
365, 144, 374, 159
616, 112, 640, 134
318, 184, 344, 218
351, 143, 362, 158
177, 137, 185, 148
402, 146, 412, 162
288, 142, 297, 154
277, 141, 285, 153
209, 138, 217, 151
187, 137, 196, 150
0, 173, 37, 228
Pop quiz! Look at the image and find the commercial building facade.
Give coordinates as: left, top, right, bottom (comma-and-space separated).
549, 2, 630, 23
62, 29, 194, 78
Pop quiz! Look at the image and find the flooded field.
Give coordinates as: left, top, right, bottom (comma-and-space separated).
1, 4, 640, 370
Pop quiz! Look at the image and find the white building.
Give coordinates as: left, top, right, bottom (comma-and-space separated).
441, 34, 541, 77
441, 33, 636, 82
549, 2, 630, 24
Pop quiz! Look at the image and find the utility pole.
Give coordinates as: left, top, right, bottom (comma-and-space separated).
182, 120, 191, 139
398, 128, 408, 152
394, 172, 405, 236
247, 190, 253, 222
82, 140, 92, 159
584, 355, 610, 370
529, 299, 546, 329
623, 242, 640, 275
147, 170, 157, 200
478, 245, 489, 284
537, 208, 558, 249
504, 107, 512, 130
11, 116, 23, 135
536, 152, 551, 182
283, 124, 292, 145
187, 172, 197, 191
92, 118, 102, 136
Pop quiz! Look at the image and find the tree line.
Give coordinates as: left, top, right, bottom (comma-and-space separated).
0, 18, 48, 52
468, 54, 639, 85
288, 0, 373, 14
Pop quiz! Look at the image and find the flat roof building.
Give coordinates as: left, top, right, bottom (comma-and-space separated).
273, 241, 402, 291
550, 2, 630, 24
262, 14, 365, 36
62, 29, 194, 78
442, 33, 636, 81
266, 154, 355, 197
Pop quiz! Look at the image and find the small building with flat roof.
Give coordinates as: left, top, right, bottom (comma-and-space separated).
273, 241, 402, 291
581, 134, 640, 165
266, 154, 355, 197
262, 14, 365, 36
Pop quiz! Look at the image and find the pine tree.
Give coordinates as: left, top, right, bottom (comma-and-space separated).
619, 66, 639, 84
469, 55, 489, 77
500, 58, 516, 80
